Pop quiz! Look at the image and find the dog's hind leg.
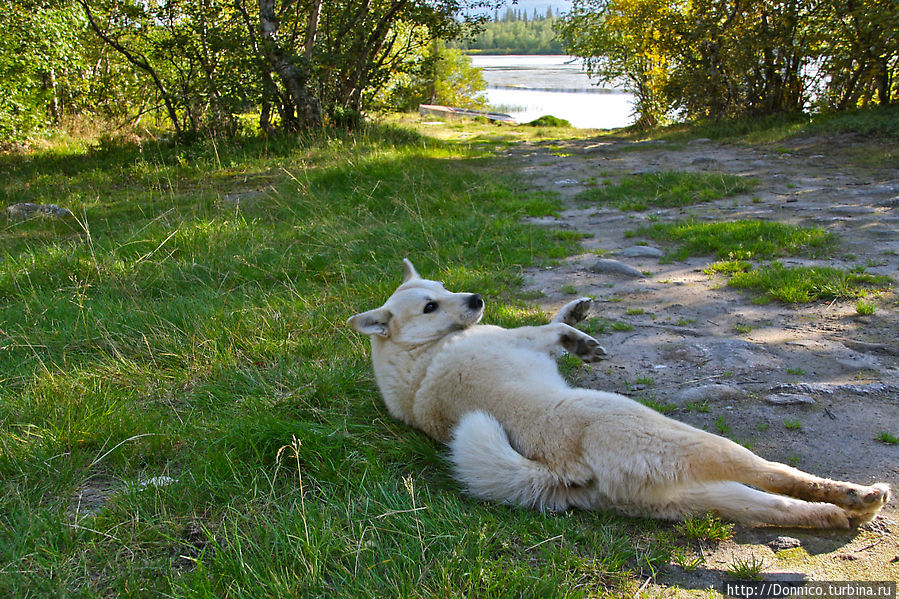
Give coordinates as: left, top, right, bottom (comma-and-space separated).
683, 432, 890, 525
658, 482, 852, 528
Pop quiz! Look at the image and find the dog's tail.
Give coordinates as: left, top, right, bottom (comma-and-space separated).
448, 410, 572, 511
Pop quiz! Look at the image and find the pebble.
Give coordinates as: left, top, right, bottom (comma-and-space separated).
590, 259, 644, 278
768, 536, 802, 551
554, 179, 579, 186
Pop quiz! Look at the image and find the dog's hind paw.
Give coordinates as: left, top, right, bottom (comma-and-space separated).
552, 297, 594, 326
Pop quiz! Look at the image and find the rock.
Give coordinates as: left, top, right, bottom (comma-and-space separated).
688, 138, 713, 145
554, 178, 579, 186
671, 384, 746, 405
591, 259, 644, 278
770, 382, 899, 396
842, 340, 899, 357
765, 393, 816, 405
691, 157, 720, 167
223, 190, 265, 205
662, 339, 782, 374
829, 205, 875, 216
616, 245, 664, 258
768, 536, 802, 551
6, 202, 73, 220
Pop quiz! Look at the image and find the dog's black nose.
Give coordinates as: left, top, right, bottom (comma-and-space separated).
468, 294, 483, 310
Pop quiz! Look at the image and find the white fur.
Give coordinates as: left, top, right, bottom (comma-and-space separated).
349, 260, 891, 528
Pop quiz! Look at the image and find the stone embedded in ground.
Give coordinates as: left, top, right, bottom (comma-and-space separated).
670, 384, 746, 405
688, 138, 712, 145
765, 393, 816, 405
616, 246, 664, 258
691, 157, 720, 167
770, 382, 899, 396
554, 178, 579, 186
662, 339, 782, 374
768, 536, 802, 551
6, 202, 73, 220
830, 205, 876, 216
223, 190, 266, 205
591, 259, 644, 278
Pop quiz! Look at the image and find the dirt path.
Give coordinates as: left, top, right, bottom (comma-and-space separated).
506, 133, 899, 591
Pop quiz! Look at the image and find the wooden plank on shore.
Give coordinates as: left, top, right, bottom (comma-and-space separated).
419, 104, 518, 124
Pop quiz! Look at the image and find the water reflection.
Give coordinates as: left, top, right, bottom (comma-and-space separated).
470, 55, 635, 129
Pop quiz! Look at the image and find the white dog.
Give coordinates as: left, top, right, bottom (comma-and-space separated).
348, 260, 890, 528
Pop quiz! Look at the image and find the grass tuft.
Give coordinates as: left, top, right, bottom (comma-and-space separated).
632, 220, 836, 261
729, 263, 891, 303
577, 171, 755, 211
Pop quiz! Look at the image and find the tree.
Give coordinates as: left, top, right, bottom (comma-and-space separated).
557, 0, 897, 125
556, 0, 676, 128
816, 0, 899, 109
73, 0, 489, 138
375, 41, 487, 111
0, 1, 87, 141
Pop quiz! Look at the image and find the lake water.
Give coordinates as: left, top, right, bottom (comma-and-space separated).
469, 55, 635, 129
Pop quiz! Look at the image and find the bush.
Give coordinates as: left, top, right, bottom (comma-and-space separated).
526, 115, 571, 127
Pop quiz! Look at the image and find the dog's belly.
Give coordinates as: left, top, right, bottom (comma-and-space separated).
414, 335, 598, 478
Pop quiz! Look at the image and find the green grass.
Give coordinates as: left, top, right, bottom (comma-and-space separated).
632, 220, 836, 262
855, 300, 875, 315
0, 124, 677, 596
576, 171, 755, 211
674, 513, 734, 543
729, 262, 891, 303
632, 221, 892, 303
652, 105, 899, 144
726, 554, 767, 580
875, 431, 898, 444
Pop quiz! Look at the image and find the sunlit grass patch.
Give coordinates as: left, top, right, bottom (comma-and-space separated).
631, 219, 836, 261
704, 259, 753, 275
728, 262, 892, 303
0, 123, 680, 596
577, 170, 755, 211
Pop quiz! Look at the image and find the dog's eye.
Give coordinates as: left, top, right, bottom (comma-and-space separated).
423, 301, 438, 314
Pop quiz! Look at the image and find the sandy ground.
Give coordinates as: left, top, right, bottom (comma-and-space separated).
503, 133, 899, 592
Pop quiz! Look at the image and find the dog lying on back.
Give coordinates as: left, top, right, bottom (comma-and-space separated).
348, 260, 890, 527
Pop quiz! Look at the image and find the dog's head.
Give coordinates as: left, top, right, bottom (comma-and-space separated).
348, 259, 484, 345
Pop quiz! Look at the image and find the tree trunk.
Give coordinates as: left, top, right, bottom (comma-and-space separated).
258, 0, 321, 130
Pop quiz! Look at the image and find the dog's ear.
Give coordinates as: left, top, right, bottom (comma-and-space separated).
348, 307, 392, 337
402, 258, 420, 283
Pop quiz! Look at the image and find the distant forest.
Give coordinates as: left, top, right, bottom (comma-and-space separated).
452, 8, 564, 55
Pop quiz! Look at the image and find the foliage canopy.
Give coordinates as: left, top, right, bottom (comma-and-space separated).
1, 0, 494, 141
557, 0, 899, 127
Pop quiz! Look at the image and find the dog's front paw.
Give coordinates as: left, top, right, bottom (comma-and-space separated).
553, 297, 594, 326
560, 331, 608, 363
